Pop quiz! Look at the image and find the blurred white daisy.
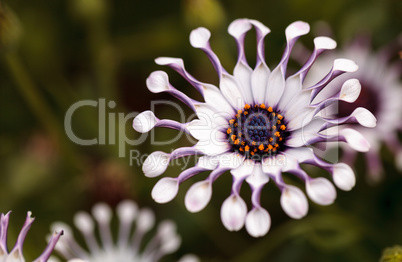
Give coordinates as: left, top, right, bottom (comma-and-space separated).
0, 211, 63, 262
303, 36, 402, 182
133, 19, 376, 237
50, 200, 198, 262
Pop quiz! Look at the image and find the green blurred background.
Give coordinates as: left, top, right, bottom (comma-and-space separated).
0, 0, 401, 261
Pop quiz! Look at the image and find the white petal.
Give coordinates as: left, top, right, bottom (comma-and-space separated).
178, 254, 200, 262
220, 74, 245, 108
197, 156, 219, 170
151, 177, 179, 203
265, 66, 285, 107
339, 79, 361, 103
146, 71, 170, 93
277, 75, 302, 111
228, 18, 252, 38
280, 185, 308, 219
161, 234, 181, 254
231, 159, 254, 179
341, 128, 370, 152
190, 27, 211, 48
313, 36, 337, 50
136, 208, 155, 232
185, 181, 212, 212
194, 139, 230, 155
286, 118, 324, 147
202, 84, 234, 114
220, 194, 247, 231
333, 58, 359, 72
350, 107, 377, 128
143, 151, 170, 178
245, 208, 271, 237
285, 21, 310, 40
133, 111, 157, 133
67, 260, 87, 262
218, 153, 244, 169
157, 220, 177, 239
74, 212, 94, 234
245, 163, 269, 187
233, 62, 253, 104
251, 63, 270, 104
92, 203, 112, 224
332, 163, 356, 191
306, 178, 337, 205
117, 200, 138, 224
186, 119, 213, 140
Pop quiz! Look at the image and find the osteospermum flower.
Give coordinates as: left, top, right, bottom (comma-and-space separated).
0, 211, 63, 262
50, 200, 198, 262
303, 37, 402, 182
133, 19, 377, 237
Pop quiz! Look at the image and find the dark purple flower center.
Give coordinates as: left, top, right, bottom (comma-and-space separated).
226, 104, 290, 161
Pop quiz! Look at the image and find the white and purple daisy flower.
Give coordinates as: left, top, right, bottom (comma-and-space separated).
133, 19, 377, 237
50, 200, 198, 262
302, 36, 402, 182
0, 211, 63, 262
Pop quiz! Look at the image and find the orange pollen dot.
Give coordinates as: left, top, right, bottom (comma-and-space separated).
264, 148, 269, 152
272, 148, 277, 152
268, 144, 273, 150
268, 107, 273, 112
244, 111, 248, 115
245, 145, 250, 152
239, 147, 244, 152
275, 131, 281, 137
251, 152, 255, 155
234, 123, 238, 127
279, 137, 283, 141
241, 141, 245, 145
238, 110, 243, 114
229, 119, 235, 124
269, 138, 274, 142
254, 149, 257, 152
272, 126, 277, 130
244, 104, 251, 110
274, 143, 279, 148
272, 113, 276, 117
238, 133, 242, 137
260, 104, 266, 109
235, 114, 239, 118
280, 125, 286, 130
252, 141, 256, 146
231, 134, 236, 141
234, 139, 240, 145
258, 144, 264, 151
227, 128, 232, 134
277, 120, 281, 124
278, 114, 283, 120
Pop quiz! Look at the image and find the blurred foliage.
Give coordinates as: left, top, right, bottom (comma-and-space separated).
0, 0, 401, 261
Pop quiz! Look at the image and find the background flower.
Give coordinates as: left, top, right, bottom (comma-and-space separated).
0, 211, 62, 262
50, 200, 198, 262
0, 0, 401, 260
